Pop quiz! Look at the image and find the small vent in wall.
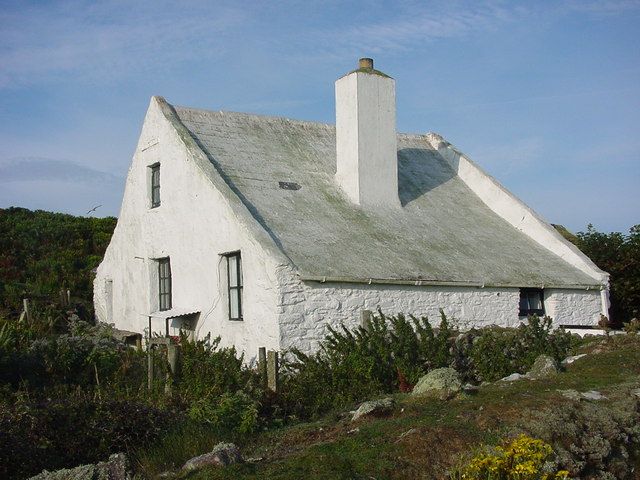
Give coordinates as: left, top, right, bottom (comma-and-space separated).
279, 181, 301, 191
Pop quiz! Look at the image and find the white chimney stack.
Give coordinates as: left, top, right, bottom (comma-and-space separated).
335, 58, 399, 208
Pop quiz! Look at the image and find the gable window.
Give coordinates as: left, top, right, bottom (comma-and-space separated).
158, 257, 172, 311
519, 288, 544, 317
225, 252, 243, 321
150, 164, 161, 208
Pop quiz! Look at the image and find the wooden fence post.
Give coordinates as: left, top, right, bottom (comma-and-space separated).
267, 350, 279, 393
147, 316, 153, 391
165, 343, 181, 393
361, 309, 372, 331
22, 298, 31, 323
258, 347, 268, 389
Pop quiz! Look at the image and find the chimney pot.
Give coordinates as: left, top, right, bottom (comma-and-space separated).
359, 58, 374, 70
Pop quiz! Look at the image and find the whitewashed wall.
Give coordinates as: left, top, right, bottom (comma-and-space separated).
274, 265, 520, 353
274, 266, 605, 354
94, 98, 282, 360
544, 289, 603, 326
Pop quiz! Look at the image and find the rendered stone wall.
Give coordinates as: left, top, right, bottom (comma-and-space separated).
275, 266, 521, 353
275, 267, 605, 354
544, 289, 603, 326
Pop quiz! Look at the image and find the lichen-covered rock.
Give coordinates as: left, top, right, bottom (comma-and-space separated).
182, 443, 243, 471
351, 397, 394, 421
28, 453, 130, 480
561, 353, 587, 367
527, 354, 559, 379
500, 373, 527, 382
412, 368, 462, 399
558, 389, 582, 400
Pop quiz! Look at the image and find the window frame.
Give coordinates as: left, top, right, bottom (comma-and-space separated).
158, 257, 172, 311
225, 252, 243, 321
518, 288, 545, 317
150, 163, 161, 208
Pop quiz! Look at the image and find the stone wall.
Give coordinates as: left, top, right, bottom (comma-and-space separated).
275, 266, 605, 354
545, 289, 603, 326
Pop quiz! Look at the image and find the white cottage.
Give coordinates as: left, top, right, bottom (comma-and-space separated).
94, 58, 609, 357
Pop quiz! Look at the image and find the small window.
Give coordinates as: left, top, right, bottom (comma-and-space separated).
158, 257, 171, 311
519, 288, 544, 317
150, 164, 161, 208
225, 252, 243, 321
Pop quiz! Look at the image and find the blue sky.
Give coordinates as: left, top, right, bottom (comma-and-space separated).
0, 0, 638, 233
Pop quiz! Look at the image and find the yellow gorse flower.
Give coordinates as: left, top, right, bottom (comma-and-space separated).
458, 434, 570, 480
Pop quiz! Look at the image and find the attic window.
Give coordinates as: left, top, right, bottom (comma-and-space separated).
519, 288, 544, 317
150, 164, 161, 208
279, 181, 301, 191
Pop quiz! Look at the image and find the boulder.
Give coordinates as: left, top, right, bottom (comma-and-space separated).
500, 373, 527, 382
581, 390, 607, 401
29, 453, 130, 480
527, 355, 559, 379
561, 354, 587, 367
631, 388, 640, 399
182, 443, 243, 471
351, 397, 394, 421
558, 389, 582, 401
412, 368, 462, 399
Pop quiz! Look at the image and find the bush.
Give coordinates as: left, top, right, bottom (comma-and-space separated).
188, 391, 259, 435
0, 391, 180, 480
279, 310, 456, 419
452, 434, 569, 480
525, 397, 640, 479
463, 316, 573, 382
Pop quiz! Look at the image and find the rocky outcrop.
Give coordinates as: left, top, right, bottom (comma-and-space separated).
351, 397, 395, 421
411, 368, 462, 399
28, 453, 130, 480
182, 443, 243, 471
527, 354, 559, 379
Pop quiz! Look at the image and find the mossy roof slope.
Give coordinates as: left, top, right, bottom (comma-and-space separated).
173, 105, 597, 287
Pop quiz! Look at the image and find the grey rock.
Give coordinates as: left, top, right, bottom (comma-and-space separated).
581, 390, 606, 401
462, 383, 480, 393
561, 354, 587, 367
527, 354, 559, 379
631, 388, 640, 398
558, 389, 582, 400
412, 368, 462, 399
182, 443, 243, 471
500, 373, 527, 382
351, 397, 395, 421
29, 453, 130, 480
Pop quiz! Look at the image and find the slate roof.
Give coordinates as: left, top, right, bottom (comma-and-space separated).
170, 103, 599, 288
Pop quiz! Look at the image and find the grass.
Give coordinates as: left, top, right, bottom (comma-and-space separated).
136, 334, 640, 479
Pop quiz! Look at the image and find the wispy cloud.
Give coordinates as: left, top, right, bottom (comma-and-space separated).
0, 0, 247, 88
0, 157, 122, 184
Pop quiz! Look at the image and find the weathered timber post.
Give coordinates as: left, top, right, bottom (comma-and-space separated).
258, 347, 268, 389
267, 350, 279, 393
147, 316, 153, 391
165, 343, 181, 394
361, 309, 372, 331
22, 298, 31, 323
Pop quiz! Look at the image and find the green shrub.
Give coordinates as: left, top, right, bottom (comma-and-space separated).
188, 391, 259, 435
279, 310, 456, 419
525, 397, 640, 479
465, 316, 573, 381
0, 391, 179, 480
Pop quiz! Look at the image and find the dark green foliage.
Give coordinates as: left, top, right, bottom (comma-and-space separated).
526, 397, 640, 479
464, 316, 573, 382
279, 310, 456, 419
178, 333, 261, 435
0, 391, 180, 480
562, 224, 640, 326
0, 207, 116, 314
